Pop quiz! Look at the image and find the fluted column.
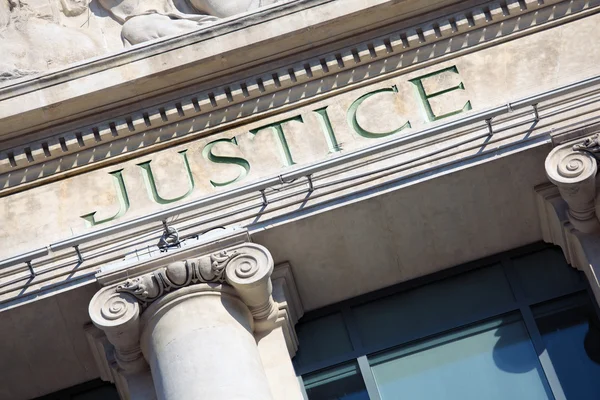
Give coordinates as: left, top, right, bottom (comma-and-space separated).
88, 241, 301, 400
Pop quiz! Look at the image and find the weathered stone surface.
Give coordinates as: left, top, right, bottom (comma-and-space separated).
2, 10, 600, 257
86, 239, 299, 400
0, 0, 278, 79
4, 1, 600, 400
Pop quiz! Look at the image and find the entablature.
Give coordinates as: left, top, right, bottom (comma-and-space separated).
2, 0, 600, 310
0, 0, 593, 196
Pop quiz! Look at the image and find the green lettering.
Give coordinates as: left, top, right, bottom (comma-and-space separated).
250, 115, 304, 167
80, 169, 130, 227
137, 150, 195, 205
202, 137, 250, 187
347, 86, 411, 139
409, 65, 472, 122
314, 106, 341, 153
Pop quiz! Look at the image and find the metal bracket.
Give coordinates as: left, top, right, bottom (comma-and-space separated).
158, 220, 181, 250
532, 103, 540, 122
26, 261, 36, 278
74, 245, 84, 263
307, 175, 314, 192
485, 118, 493, 136
260, 189, 269, 206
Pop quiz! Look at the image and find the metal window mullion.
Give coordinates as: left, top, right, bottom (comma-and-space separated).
584, 278, 600, 319
341, 306, 365, 353
342, 307, 382, 399
520, 303, 566, 400
501, 259, 566, 400
297, 375, 309, 400
357, 355, 382, 400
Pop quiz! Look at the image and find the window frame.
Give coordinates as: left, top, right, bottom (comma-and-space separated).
294, 243, 598, 400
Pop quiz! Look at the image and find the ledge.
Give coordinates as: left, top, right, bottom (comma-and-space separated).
0, 0, 464, 140
1, 0, 590, 196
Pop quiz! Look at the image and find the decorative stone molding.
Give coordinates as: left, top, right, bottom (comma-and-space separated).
536, 183, 585, 270
88, 287, 146, 374
85, 325, 157, 400
115, 250, 239, 303
87, 239, 303, 400
538, 133, 600, 306
85, 325, 117, 384
2, 0, 594, 195
536, 183, 600, 305
112, 243, 277, 321
544, 135, 600, 234
271, 262, 304, 357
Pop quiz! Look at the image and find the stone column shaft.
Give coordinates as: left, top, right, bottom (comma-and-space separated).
141, 285, 274, 400
88, 241, 300, 400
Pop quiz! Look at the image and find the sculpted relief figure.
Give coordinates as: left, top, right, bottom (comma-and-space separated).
0, 0, 278, 80
0, 0, 110, 80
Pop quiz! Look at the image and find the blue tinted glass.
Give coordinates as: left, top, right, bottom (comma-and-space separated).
352, 264, 515, 350
295, 313, 354, 370
304, 362, 370, 400
33, 381, 119, 400
511, 248, 584, 303
370, 317, 553, 400
534, 295, 600, 399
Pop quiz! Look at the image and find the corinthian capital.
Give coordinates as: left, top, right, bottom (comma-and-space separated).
545, 135, 600, 233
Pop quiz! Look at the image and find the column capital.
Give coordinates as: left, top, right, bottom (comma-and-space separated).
90, 242, 279, 332
539, 133, 600, 307
535, 183, 600, 305
88, 235, 304, 400
113, 242, 277, 323
88, 286, 145, 374
544, 134, 600, 233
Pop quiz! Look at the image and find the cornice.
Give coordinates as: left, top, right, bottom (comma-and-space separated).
1, 0, 593, 196
0, 0, 466, 139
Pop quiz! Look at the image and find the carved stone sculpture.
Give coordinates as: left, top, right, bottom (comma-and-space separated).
116, 250, 239, 303
0, 0, 110, 80
91, 243, 277, 322
0, 0, 279, 80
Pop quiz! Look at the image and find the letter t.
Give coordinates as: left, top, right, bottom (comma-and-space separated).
250, 115, 304, 167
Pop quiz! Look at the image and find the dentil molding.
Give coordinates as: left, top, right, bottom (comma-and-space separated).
2, 0, 592, 195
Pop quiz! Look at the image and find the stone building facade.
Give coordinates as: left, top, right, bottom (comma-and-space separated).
1, 0, 600, 398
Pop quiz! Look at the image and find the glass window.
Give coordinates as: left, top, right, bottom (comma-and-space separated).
533, 294, 600, 399
303, 362, 369, 400
33, 380, 119, 400
511, 248, 584, 303
295, 246, 600, 400
71, 385, 120, 400
369, 316, 553, 400
294, 313, 354, 370
352, 265, 515, 350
